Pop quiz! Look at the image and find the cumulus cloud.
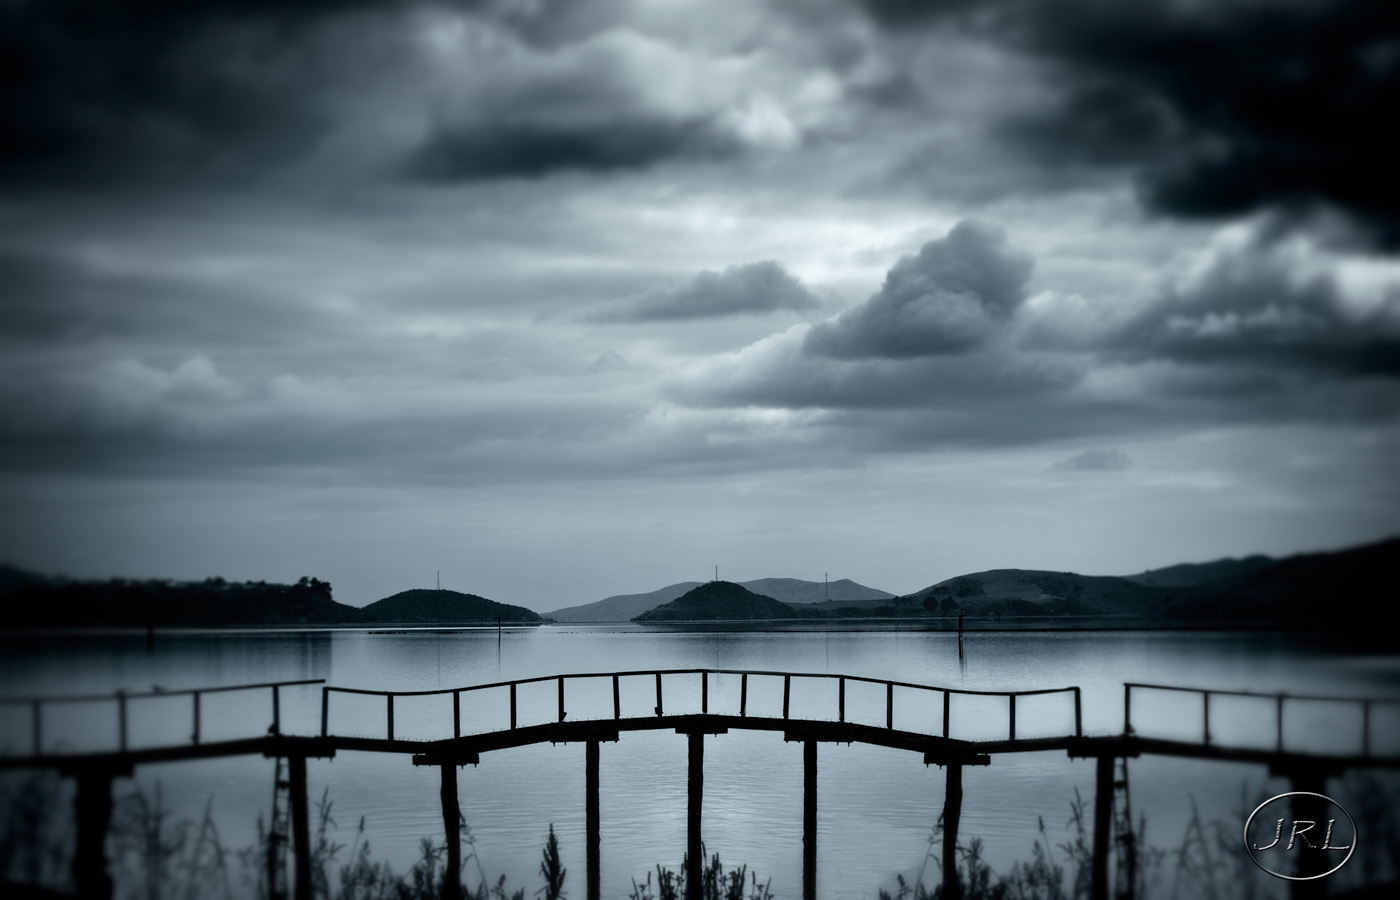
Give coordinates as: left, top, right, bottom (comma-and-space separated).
804, 219, 1033, 358
591, 261, 821, 322
1110, 224, 1400, 375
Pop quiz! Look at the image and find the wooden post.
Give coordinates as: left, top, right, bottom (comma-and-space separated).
289, 755, 312, 900
687, 732, 703, 900
441, 764, 462, 900
587, 740, 601, 900
803, 740, 817, 900
74, 771, 115, 900
1288, 775, 1328, 900
942, 762, 963, 900
1092, 756, 1112, 900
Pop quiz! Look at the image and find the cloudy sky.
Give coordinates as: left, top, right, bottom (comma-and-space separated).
3, 0, 1398, 610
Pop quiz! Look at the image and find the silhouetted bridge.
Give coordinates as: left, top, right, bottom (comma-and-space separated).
4, 669, 1398, 900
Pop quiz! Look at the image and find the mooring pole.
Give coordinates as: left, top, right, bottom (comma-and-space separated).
687, 732, 704, 900
942, 762, 963, 900
803, 740, 817, 900
1092, 755, 1112, 900
441, 764, 462, 900
74, 770, 116, 900
289, 755, 312, 900
587, 740, 601, 900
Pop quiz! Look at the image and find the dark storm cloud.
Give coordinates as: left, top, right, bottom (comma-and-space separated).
804, 219, 1032, 358
591, 261, 821, 322
0, 0, 655, 186
1051, 447, 1130, 472
857, 0, 1400, 247
0, 0, 388, 183
404, 113, 740, 181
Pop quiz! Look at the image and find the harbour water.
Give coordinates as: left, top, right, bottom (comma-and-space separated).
3, 625, 1398, 899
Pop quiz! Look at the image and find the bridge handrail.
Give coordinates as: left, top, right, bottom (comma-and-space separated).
321, 668, 1083, 743
1124, 682, 1399, 756
1, 679, 326, 757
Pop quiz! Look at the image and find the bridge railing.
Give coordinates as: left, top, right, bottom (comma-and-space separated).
1124, 682, 1400, 756
0, 679, 326, 757
321, 669, 1084, 743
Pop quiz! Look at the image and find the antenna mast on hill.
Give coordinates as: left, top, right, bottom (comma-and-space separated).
714, 565, 718, 582
436, 571, 440, 591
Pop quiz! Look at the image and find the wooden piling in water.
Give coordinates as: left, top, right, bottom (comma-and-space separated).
687, 732, 703, 900
74, 770, 115, 900
803, 740, 817, 900
587, 740, 601, 900
289, 755, 311, 900
1092, 755, 1112, 900
942, 762, 963, 900
440, 764, 462, 900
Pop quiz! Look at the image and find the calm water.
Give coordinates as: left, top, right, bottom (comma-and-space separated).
3, 625, 1399, 899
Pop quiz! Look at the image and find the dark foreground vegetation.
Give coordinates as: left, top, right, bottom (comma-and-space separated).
3, 772, 1397, 900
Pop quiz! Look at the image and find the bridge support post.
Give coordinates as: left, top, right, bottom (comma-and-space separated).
289, 755, 312, 900
587, 739, 601, 900
1288, 774, 1328, 900
1092, 756, 1112, 900
803, 740, 817, 900
74, 769, 117, 900
687, 732, 703, 900
441, 764, 462, 900
942, 762, 963, 900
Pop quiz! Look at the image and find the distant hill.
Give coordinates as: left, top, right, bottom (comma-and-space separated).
360, 589, 543, 625
547, 577, 892, 622
742, 578, 893, 605
1124, 555, 1276, 587
903, 569, 1171, 618
0, 573, 360, 628
546, 582, 703, 622
633, 582, 799, 622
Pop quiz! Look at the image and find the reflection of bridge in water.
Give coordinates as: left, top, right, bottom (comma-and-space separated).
4, 669, 1398, 900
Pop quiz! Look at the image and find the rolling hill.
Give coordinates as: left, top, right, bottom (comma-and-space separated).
546, 577, 892, 622
632, 581, 799, 622
359, 589, 543, 625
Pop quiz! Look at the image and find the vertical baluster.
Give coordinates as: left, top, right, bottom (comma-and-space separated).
454, 691, 461, 739
558, 676, 566, 722
321, 687, 329, 738
612, 675, 620, 720
1202, 691, 1210, 745
839, 678, 845, 723
784, 675, 791, 719
701, 671, 708, 714
1124, 685, 1133, 735
654, 672, 664, 717
886, 682, 893, 730
387, 695, 395, 741
740, 674, 748, 717
942, 691, 950, 739
192, 691, 201, 744
272, 685, 282, 736
511, 683, 518, 730
1074, 688, 1083, 738
1009, 694, 1016, 741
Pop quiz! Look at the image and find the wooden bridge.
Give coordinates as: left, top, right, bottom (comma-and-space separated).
4, 669, 1398, 900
